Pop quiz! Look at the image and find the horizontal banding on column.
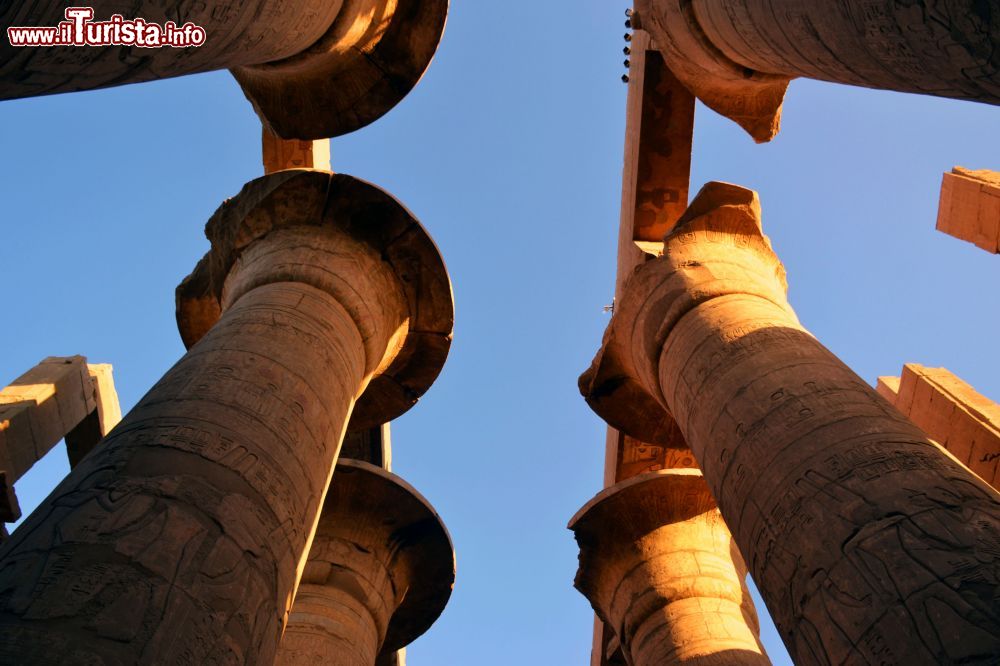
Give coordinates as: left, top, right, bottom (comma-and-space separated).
570, 469, 768, 666
580, 182, 788, 445
176, 169, 453, 429
232, 0, 449, 139
635, 0, 790, 142
296, 459, 454, 658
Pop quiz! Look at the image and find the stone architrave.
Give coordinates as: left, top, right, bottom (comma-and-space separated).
581, 181, 1000, 664
0, 0, 448, 138
571, 468, 770, 666
263, 128, 331, 174
0, 170, 453, 664
275, 459, 454, 666
633, 1, 1000, 141
936, 167, 1000, 254
878, 364, 1000, 489
588, 31, 770, 666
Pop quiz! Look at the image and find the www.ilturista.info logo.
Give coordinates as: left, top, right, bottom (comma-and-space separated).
7, 7, 206, 48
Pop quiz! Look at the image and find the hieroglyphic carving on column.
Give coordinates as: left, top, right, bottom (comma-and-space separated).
0, 0, 449, 139
634, 1, 1000, 141
581, 181, 1000, 664
572, 469, 770, 666
0, 1, 341, 96
0, 170, 453, 664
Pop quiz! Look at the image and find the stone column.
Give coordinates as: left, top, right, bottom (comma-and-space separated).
0, 0, 448, 138
571, 468, 769, 666
0, 170, 453, 664
581, 181, 1000, 664
275, 459, 453, 666
634, 1, 1000, 141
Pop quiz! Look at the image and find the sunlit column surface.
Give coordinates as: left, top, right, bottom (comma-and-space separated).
0, 170, 453, 664
571, 469, 770, 666
0, 0, 448, 138
581, 181, 1000, 664
634, 1, 1000, 141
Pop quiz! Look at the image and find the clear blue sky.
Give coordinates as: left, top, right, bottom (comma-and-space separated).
1, 3, 998, 664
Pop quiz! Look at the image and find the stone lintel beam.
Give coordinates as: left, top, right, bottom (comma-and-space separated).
0, 171, 452, 663
571, 469, 770, 666
580, 181, 1000, 663
0, 1, 448, 139
936, 167, 1000, 254
634, 1, 1000, 142
880, 363, 1000, 489
0, 356, 97, 481
263, 128, 331, 174
276, 459, 454, 665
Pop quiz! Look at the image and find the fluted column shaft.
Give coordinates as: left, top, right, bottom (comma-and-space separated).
0, 222, 410, 663
572, 470, 770, 666
0, 1, 341, 98
582, 182, 1000, 664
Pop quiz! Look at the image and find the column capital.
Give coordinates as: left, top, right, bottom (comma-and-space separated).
580, 182, 790, 445
233, 0, 449, 139
570, 469, 769, 665
634, 0, 789, 143
285, 459, 454, 662
177, 169, 453, 430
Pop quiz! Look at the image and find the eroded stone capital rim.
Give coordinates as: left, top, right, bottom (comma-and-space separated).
580, 182, 786, 445
325, 459, 455, 654
176, 169, 454, 429
232, 0, 449, 139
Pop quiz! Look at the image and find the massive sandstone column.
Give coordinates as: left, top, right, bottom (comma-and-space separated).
275, 459, 454, 666
0, 0, 448, 138
633, 1, 1000, 141
0, 169, 453, 664
571, 468, 769, 666
580, 181, 1000, 664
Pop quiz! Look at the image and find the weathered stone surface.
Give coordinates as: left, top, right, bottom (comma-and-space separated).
635, 1, 1000, 142
0, 356, 96, 480
0, 171, 453, 664
880, 364, 1000, 489
233, 0, 448, 139
581, 181, 1000, 664
176, 169, 454, 431
275, 459, 453, 666
592, 39, 767, 666
263, 128, 331, 174
572, 469, 770, 666
65, 364, 124, 469
937, 167, 1000, 254
0, 0, 448, 139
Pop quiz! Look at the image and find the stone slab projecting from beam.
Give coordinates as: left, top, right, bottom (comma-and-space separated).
633, 1, 1000, 141
580, 181, 1000, 664
0, 170, 453, 664
936, 167, 1000, 254
571, 469, 770, 666
878, 364, 1000, 489
275, 460, 453, 666
0, 0, 448, 138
